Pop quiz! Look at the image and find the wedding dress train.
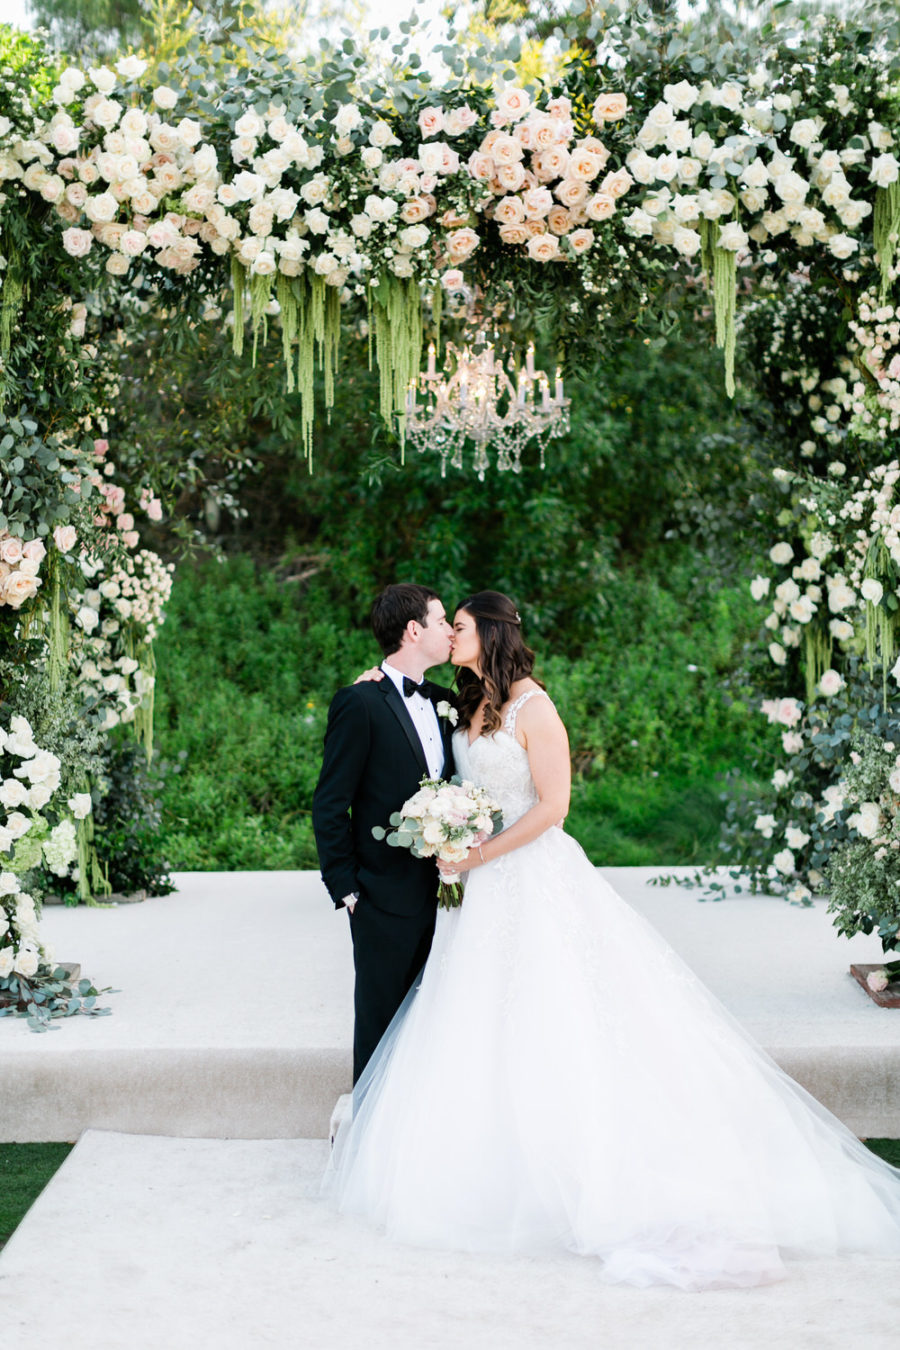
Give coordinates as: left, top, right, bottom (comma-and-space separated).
323, 691, 900, 1290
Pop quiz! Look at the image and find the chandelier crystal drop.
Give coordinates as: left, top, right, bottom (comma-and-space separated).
403, 334, 571, 480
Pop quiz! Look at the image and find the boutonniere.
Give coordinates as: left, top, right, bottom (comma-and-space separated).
436, 700, 459, 726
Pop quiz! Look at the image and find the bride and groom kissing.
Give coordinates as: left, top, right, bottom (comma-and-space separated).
312, 582, 900, 1291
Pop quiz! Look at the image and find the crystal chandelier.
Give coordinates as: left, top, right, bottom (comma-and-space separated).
403, 333, 571, 479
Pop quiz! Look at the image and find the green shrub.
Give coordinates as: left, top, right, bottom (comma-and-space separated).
152, 549, 765, 869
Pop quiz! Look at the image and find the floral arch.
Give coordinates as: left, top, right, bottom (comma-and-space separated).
2, 6, 900, 1013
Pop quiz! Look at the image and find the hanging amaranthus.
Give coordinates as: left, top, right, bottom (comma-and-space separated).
874, 181, 900, 299
370, 274, 423, 458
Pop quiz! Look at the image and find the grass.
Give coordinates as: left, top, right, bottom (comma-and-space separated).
1, 1138, 898, 1251
0, 1143, 74, 1250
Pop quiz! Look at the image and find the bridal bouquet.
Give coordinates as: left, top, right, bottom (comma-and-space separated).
373, 777, 503, 909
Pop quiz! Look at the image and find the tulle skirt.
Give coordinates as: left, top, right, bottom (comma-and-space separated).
323, 828, 900, 1290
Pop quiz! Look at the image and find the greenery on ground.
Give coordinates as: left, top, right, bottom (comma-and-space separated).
152, 546, 765, 869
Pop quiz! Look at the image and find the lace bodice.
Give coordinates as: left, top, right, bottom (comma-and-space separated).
452, 690, 549, 827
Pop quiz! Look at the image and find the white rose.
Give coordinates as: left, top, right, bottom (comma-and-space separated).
369, 120, 400, 150
870, 153, 900, 188
785, 826, 810, 851
333, 104, 363, 137
116, 54, 147, 79
672, 225, 701, 257
769, 542, 794, 565
0, 778, 28, 808
623, 208, 654, 237
818, 669, 844, 697
13, 947, 40, 978
773, 170, 808, 207
853, 802, 882, 840
235, 110, 266, 139
88, 66, 117, 94
790, 118, 822, 149
716, 221, 749, 251
829, 233, 858, 260
861, 578, 884, 605
773, 848, 795, 876
68, 793, 93, 819
750, 576, 770, 601
152, 85, 179, 110
769, 642, 787, 666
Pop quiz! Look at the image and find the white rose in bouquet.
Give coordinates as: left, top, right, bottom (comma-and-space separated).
373, 777, 504, 908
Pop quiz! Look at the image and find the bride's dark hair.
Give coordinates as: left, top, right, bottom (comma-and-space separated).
455, 591, 542, 735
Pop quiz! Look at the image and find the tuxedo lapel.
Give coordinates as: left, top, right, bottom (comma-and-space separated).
380, 679, 429, 778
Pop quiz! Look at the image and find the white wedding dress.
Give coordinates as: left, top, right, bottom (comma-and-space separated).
324, 691, 900, 1289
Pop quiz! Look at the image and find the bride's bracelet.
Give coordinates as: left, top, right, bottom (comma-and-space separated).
478, 844, 485, 864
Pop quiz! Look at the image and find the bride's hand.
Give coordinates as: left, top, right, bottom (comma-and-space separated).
437, 847, 482, 877
354, 667, 384, 684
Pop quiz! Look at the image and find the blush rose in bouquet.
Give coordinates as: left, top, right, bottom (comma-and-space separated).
373, 775, 503, 908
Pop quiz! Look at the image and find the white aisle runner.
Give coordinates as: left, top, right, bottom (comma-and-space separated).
2, 1130, 899, 1350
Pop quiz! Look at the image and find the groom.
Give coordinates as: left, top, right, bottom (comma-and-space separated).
312, 584, 457, 1084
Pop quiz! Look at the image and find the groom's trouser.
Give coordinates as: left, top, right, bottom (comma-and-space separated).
348, 898, 436, 1085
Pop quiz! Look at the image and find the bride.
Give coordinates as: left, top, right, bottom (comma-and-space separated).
323, 590, 900, 1290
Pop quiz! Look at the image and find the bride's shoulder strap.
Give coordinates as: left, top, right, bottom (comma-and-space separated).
503, 688, 551, 736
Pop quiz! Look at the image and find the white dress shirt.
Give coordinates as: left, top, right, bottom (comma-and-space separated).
381, 661, 445, 780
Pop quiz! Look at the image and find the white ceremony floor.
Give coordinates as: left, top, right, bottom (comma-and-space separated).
2, 868, 900, 1349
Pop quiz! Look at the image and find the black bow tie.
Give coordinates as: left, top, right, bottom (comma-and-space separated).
403, 676, 435, 700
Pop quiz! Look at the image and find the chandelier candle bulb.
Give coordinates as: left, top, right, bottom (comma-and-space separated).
517, 371, 527, 407
555, 369, 564, 402
541, 378, 551, 411
427, 342, 436, 378
526, 343, 536, 378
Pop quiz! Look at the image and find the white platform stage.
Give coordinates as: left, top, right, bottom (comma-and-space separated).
2, 867, 900, 1141
4, 869, 900, 1350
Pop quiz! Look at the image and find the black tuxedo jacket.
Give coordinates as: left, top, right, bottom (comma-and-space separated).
312, 677, 457, 917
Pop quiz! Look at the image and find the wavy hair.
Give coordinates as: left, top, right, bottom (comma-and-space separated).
455, 591, 542, 735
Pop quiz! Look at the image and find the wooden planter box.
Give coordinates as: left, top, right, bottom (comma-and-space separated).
850, 965, 900, 1008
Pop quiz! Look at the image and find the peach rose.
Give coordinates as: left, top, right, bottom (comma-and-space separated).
22, 539, 46, 563
498, 223, 529, 246
585, 193, 616, 221
490, 134, 524, 165
441, 209, 471, 230
547, 205, 573, 236
568, 149, 603, 182
447, 227, 480, 263
522, 219, 547, 239
418, 106, 445, 138
592, 92, 629, 123
495, 86, 532, 123
547, 96, 572, 119
1, 571, 41, 608
441, 268, 465, 289
554, 177, 589, 208
493, 195, 526, 225
566, 228, 594, 254
0, 536, 24, 565
445, 105, 477, 136
526, 233, 560, 262
467, 151, 495, 181
401, 197, 434, 223
495, 162, 526, 192
53, 525, 78, 553
600, 167, 634, 199
529, 116, 561, 152
522, 186, 553, 219
533, 146, 570, 182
